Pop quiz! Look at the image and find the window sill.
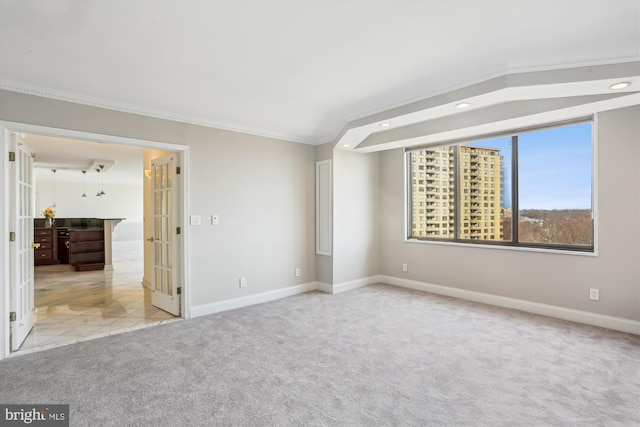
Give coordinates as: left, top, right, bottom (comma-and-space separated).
404, 238, 597, 257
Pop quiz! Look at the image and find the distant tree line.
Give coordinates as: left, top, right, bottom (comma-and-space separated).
500, 209, 592, 246
519, 209, 591, 221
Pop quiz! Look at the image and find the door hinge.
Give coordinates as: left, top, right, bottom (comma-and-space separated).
9, 312, 16, 322
8, 151, 15, 162
177, 287, 182, 295
176, 166, 181, 175
9, 231, 16, 242
176, 227, 181, 235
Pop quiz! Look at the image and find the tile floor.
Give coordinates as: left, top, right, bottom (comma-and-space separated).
12, 240, 178, 356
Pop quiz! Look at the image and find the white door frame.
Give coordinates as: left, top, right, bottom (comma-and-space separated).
0, 121, 191, 361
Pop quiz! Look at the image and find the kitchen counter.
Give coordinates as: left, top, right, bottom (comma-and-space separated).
34, 218, 125, 270
34, 217, 125, 229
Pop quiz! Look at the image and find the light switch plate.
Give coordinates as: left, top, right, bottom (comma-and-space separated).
190, 215, 202, 226
211, 215, 219, 225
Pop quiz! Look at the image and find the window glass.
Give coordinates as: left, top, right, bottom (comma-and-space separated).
517, 123, 593, 247
407, 121, 593, 252
458, 138, 511, 242
409, 146, 455, 239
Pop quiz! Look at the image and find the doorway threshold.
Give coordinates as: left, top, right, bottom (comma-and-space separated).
10, 317, 181, 358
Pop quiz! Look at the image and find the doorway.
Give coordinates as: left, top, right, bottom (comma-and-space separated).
1, 122, 190, 360
17, 240, 177, 355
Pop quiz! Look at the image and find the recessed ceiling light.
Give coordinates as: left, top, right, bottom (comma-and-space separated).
379, 123, 391, 128
609, 82, 631, 90
456, 102, 471, 109
343, 144, 350, 148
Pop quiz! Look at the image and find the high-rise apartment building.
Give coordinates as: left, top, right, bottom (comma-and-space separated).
410, 146, 456, 238
410, 145, 503, 240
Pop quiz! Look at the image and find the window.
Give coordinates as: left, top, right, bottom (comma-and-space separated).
407, 120, 593, 252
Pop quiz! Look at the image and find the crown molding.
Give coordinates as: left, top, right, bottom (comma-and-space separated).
0, 80, 319, 146
2, 55, 638, 149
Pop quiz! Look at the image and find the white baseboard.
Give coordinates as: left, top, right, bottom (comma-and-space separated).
315, 282, 333, 293
380, 275, 640, 335
317, 275, 381, 294
190, 282, 318, 318
190, 276, 379, 317
189, 274, 639, 334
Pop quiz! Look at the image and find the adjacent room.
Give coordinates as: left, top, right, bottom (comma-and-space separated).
0, 1, 638, 426
15, 135, 178, 354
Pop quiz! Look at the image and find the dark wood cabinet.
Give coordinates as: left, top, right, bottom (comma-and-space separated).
34, 221, 109, 270
57, 228, 70, 264
69, 230, 105, 271
34, 228, 59, 265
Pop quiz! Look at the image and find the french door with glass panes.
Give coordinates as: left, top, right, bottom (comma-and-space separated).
10, 133, 35, 350
150, 154, 180, 316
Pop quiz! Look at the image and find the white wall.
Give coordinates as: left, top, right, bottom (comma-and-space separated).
332, 150, 380, 285
378, 105, 640, 321
183, 125, 316, 303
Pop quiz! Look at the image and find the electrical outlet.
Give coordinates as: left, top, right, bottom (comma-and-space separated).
589, 288, 599, 301
211, 215, 219, 225
402, 263, 408, 272
295, 268, 300, 277
239, 277, 246, 288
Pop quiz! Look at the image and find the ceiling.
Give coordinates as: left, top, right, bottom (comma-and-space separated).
22, 134, 143, 185
1, 1, 639, 164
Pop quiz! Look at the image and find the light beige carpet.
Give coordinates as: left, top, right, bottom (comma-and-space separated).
2, 284, 639, 426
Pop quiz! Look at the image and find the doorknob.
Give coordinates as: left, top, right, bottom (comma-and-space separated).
32, 243, 41, 249
147, 237, 155, 242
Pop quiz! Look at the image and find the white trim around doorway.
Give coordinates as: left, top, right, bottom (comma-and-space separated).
0, 121, 191, 361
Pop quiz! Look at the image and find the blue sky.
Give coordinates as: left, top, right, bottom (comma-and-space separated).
468, 122, 593, 210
